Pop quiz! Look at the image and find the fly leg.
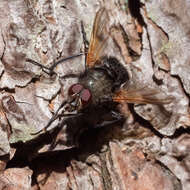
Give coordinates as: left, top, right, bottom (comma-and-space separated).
26, 53, 84, 75
30, 100, 68, 135
94, 111, 125, 128
49, 53, 84, 72
26, 58, 54, 75
60, 73, 81, 79
31, 98, 82, 136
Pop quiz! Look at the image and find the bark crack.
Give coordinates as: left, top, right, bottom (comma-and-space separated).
99, 152, 113, 190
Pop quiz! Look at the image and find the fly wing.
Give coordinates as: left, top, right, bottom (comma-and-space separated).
86, 8, 110, 68
113, 87, 173, 105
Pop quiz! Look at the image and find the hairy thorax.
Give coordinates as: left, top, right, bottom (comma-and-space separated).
79, 68, 114, 105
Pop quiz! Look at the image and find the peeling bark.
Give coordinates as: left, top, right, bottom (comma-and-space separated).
0, 0, 189, 189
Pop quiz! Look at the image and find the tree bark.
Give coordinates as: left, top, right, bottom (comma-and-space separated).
0, 0, 189, 189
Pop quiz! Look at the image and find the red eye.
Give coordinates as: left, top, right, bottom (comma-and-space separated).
68, 84, 83, 96
81, 89, 92, 105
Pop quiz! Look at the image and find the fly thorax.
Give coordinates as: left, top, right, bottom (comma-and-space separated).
79, 69, 113, 105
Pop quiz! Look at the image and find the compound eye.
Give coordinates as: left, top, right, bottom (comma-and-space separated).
81, 89, 92, 105
68, 84, 83, 96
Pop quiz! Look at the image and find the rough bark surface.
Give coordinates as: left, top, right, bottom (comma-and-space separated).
0, 0, 189, 189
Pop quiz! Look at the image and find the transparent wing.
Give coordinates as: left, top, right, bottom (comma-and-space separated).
113, 87, 173, 105
86, 8, 110, 68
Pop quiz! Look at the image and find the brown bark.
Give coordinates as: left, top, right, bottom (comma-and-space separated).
0, 0, 189, 189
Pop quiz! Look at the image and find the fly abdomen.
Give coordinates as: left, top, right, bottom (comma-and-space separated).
101, 57, 129, 90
